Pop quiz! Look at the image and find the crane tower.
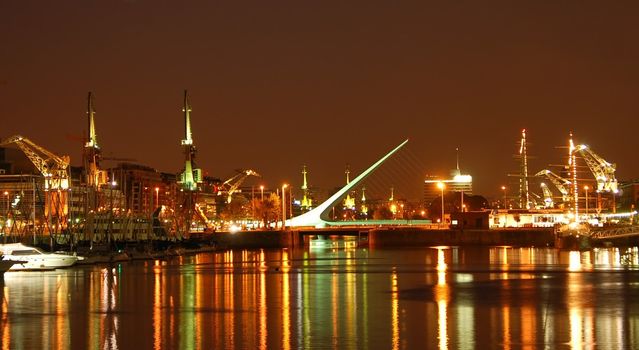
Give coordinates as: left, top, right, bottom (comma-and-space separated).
300, 165, 312, 210
179, 90, 202, 191
343, 166, 356, 209
84, 92, 107, 188
573, 144, 618, 193
0, 135, 70, 233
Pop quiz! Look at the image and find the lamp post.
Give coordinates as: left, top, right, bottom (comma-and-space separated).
281, 184, 288, 230
260, 185, 264, 201
3, 191, 8, 217
584, 185, 589, 220
155, 187, 160, 208
501, 186, 507, 209
111, 180, 117, 211
437, 182, 445, 227
3, 191, 8, 235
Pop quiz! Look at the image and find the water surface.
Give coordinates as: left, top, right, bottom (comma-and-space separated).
1, 246, 639, 349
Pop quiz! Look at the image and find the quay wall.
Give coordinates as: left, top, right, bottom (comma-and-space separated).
212, 230, 298, 249
212, 228, 555, 249
368, 228, 555, 247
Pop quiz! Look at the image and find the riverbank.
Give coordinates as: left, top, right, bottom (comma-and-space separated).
8, 227, 637, 267
210, 227, 558, 248
367, 227, 556, 247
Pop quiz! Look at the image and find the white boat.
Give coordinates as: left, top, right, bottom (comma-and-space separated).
0, 243, 81, 271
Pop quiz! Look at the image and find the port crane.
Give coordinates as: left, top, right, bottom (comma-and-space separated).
535, 169, 571, 204
219, 169, 261, 203
0, 135, 70, 233
539, 182, 554, 208
0, 135, 70, 190
573, 144, 618, 193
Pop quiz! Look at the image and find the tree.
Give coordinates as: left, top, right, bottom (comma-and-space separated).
428, 192, 489, 220
254, 193, 281, 228
220, 195, 250, 221
373, 206, 393, 220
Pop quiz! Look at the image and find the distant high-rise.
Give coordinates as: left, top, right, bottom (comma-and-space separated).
424, 149, 472, 206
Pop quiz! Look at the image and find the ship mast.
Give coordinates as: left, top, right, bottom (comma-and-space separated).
568, 131, 579, 221
519, 129, 531, 209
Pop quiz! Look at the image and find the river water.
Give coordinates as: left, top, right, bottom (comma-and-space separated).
1, 246, 639, 349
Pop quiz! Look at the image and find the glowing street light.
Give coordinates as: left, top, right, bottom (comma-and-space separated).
260, 185, 264, 201
437, 182, 445, 227
281, 184, 288, 230
501, 186, 507, 209
3, 191, 8, 233
4, 191, 8, 213
155, 187, 160, 208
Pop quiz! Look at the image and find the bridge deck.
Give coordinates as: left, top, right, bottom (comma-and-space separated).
590, 226, 639, 240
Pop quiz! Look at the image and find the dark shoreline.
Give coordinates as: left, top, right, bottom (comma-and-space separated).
7, 227, 637, 266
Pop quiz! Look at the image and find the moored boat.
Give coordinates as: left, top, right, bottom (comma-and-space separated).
0, 243, 81, 271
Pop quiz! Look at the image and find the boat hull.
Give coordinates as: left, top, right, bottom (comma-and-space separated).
6, 256, 79, 271
1, 243, 80, 271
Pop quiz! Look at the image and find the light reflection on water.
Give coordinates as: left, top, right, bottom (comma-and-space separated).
0, 246, 639, 349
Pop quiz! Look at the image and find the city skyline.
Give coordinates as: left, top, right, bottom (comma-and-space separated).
2, 1, 638, 198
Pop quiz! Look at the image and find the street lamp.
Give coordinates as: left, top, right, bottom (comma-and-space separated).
3, 191, 8, 217
155, 187, 160, 208
437, 182, 445, 227
111, 181, 117, 212
260, 185, 264, 201
281, 184, 288, 230
3, 191, 8, 234
501, 186, 507, 209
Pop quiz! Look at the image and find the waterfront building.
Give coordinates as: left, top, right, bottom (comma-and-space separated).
109, 163, 166, 214
424, 171, 473, 207
619, 180, 639, 212
424, 149, 473, 207
490, 209, 565, 228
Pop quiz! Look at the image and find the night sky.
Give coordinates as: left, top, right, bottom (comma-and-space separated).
2, 1, 638, 200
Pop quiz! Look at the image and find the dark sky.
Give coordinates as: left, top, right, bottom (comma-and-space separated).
2, 1, 638, 200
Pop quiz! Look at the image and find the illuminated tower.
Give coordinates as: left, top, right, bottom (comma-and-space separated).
389, 186, 397, 215
568, 132, 579, 221
343, 166, 355, 209
300, 165, 312, 210
83, 91, 106, 188
179, 90, 202, 191
519, 129, 531, 209
360, 186, 368, 216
